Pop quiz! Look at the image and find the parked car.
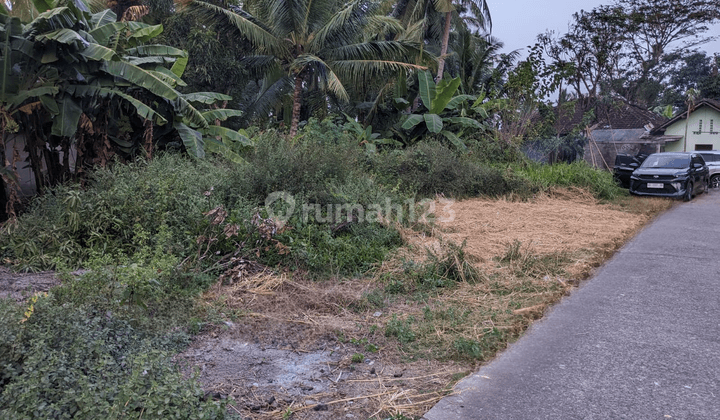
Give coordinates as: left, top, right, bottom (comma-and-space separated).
697, 150, 720, 188
613, 153, 648, 188
629, 152, 709, 201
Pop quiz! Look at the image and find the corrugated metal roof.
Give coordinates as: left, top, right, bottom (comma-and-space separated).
590, 128, 646, 142
554, 97, 667, 135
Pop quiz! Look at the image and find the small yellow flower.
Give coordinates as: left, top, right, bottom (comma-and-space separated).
20, 292, 47, 323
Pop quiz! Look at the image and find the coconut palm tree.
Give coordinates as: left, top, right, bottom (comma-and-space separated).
451, 30, 518, 97
391, 0, 491, 81
187, 0, 427, 137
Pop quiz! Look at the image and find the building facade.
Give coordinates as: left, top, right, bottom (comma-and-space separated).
654, 99, 720, 152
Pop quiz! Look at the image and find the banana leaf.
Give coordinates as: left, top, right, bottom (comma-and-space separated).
102, 61, 179, 101
401, 113, 424, 130
51, 96, 82, 137
423, 113, 442, 133
200, 109, 243, 122
65, 84, 168, 124
173, 121, 205, 158
183, 92, 232, 104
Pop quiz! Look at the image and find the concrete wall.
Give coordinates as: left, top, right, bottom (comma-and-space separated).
664, 106, 720, 152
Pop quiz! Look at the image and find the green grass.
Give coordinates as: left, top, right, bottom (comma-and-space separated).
511, 160, 622, 200
0, 119, 646, 419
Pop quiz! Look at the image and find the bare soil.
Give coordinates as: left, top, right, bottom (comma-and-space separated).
177, 191, 672, 420
0, 266, 63, 301
0, 190, 672, 420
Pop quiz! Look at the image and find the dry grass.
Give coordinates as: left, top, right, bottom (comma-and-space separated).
190, 188, 673, 419
409, 188, 648, 265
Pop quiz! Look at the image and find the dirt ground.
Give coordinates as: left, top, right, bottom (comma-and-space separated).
0, 266, 63, 301
177, 190, 671, 420
0, 190, 672, 420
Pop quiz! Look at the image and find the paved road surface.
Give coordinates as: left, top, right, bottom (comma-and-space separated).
424, 191, 720, 420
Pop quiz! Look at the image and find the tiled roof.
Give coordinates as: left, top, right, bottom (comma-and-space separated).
553, 97, 668, 135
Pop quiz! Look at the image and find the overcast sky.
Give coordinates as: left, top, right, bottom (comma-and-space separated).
489, 0, 720, 58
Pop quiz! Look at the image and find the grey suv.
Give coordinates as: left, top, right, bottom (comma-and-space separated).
697, 151, 720, 188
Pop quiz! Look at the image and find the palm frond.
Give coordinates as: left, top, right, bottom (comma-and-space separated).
326, 41, 410, 62
364, 15, 405, 40
308, 0, 378, 53
186, 0, 285, 56
293, 53, 349, 102
332, 59, 426, 90
242, 75, 293, 122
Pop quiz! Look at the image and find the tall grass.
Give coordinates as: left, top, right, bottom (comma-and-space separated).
512, 161, 622, 200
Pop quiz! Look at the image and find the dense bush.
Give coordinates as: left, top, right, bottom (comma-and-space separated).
370, 141, 535, 198
236, 120, 365, 203
0, 154, 242, 271
0, 122, 406, 276
0, 297, 225, 420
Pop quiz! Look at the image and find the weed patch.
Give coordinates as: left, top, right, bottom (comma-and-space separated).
513, 161, 622, 200
0, 297, 225, 419
371, 142, 535, 198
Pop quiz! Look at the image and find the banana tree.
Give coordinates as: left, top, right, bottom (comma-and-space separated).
0, 0, 249, 218
400, 69, 483, 149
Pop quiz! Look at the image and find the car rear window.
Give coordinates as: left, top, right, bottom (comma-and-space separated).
700, 153, 718, 163
641, 155, 690, 169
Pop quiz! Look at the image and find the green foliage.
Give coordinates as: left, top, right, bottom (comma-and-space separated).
0, 298, 225, 420
400, 70, 481, 148
1, 154, 241, 271
512, 160, 622, 200
0, 1, 246, 211
2, 125, 406, 276
351, 353, 365, 363
371, 141, 535, 198
237, 120, 362, 201
187, 0, 425, 136
342, 113, 402, 154
385, 314, 416, 344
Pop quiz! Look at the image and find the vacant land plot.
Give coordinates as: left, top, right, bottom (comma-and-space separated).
179, 190, 672, 420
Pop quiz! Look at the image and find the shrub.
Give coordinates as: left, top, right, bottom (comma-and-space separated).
0, 154, 243, 271
0, 298, 225, 420
371, 142, 534, 198
236, 120, 365, 203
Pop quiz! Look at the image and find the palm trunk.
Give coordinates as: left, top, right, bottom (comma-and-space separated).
436, 11, 452, 82
289, 75, 303, 138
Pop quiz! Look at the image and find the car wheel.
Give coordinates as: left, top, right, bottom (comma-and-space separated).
684, 181, 693, 202
711, 175, 720, 189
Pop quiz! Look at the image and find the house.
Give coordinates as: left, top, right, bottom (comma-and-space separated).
650, 99, 720, 152
545, 98, 670, 169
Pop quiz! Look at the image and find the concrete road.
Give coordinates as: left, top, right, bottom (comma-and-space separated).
424, 190, 720, 420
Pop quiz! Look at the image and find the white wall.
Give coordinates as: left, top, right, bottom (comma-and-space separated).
664, 106, 720, 152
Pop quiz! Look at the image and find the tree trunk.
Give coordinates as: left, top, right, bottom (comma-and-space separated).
289, 74, 303, 138
436, 12, 452, 82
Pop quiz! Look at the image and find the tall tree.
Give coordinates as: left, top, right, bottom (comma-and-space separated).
538, 7, 626, 100
538, 0, 719, 105
390, 0, 491, 81
188, 0, 426, 137
617, 0, 719, 78
434, 0, 491, 81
